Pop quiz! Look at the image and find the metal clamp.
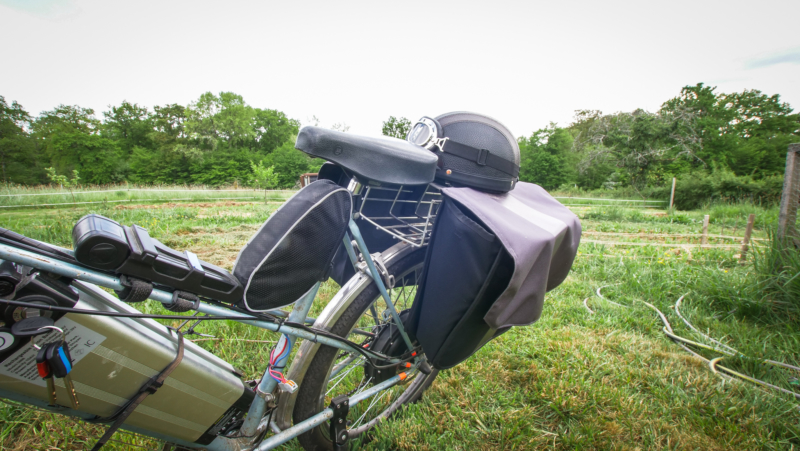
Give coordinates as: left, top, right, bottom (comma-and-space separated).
371, 254, 395, 290
329, 394, 350, 450
433, 136, 449, 152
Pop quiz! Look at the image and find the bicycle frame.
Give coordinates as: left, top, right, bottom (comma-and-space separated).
0, 218, 417, 450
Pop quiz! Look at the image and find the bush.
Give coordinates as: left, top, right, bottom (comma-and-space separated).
673, 170, 784, 210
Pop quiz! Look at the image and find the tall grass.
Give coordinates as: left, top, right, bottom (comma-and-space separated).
0, 184, 296, 208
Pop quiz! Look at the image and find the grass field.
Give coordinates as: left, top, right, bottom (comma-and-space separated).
0, 184, 295, 209
0, 194, 798, 450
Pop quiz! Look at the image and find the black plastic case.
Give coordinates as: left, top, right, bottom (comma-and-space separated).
71, 214, 130, 269
72, 215, 243, 304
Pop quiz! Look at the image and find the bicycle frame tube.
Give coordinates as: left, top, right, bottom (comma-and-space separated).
0, 218, 414, 450
348, 220, 415, 351
0, 243, 401, 362
239, 282, 320, 437
256, 372, 411, 450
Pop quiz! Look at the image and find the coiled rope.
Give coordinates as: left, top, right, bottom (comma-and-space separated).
585, 287, 800, 400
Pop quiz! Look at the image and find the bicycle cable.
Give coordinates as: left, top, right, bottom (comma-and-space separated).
0, 298, 419, 369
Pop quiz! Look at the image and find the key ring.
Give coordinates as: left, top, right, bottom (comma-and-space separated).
31, 326, 65, 350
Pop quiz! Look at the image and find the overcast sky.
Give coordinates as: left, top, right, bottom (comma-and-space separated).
2, 0, 799, 138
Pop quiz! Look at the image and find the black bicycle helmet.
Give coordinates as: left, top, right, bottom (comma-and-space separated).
407, 111, 520, 193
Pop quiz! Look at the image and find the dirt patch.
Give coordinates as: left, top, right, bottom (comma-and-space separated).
115, 201, 255, 210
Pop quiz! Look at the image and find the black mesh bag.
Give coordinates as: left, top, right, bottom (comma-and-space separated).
233, 180, 352, 312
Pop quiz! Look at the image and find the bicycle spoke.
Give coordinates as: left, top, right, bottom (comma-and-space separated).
330, 354, 361, 379
351, 389, 391, 429
326, 362, 362, 395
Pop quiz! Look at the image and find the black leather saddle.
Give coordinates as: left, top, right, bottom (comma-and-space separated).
295, 126, 438, 186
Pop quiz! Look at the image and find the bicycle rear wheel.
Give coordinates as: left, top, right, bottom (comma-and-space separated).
292, 247, 437, 450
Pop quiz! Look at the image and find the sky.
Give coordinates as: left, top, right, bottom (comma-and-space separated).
1, 0, 799, 139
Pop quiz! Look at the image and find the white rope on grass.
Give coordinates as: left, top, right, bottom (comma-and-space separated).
583, 298, 594, 314
590, 289, 800, 396
595, 285, 625, 307
674, 295, 738, 355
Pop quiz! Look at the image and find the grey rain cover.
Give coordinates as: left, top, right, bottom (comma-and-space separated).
441, 182, 581, 329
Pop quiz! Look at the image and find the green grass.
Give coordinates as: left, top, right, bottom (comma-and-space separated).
1, 198, 799, 450
0, 183, 295, 209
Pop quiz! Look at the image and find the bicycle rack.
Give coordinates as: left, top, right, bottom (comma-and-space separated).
356, 184, 442, 247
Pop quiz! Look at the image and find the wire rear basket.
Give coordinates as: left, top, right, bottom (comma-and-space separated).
356, 184, 442, 247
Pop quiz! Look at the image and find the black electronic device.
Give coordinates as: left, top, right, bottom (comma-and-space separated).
72, 214, 243, 304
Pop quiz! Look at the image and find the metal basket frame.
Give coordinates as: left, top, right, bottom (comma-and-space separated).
356, 183, 442, 247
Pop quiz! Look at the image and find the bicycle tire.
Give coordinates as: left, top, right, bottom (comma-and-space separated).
292, 247, 438, 451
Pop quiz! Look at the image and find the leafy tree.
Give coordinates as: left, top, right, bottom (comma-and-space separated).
575, 109, 701, 194
0, 96, 41, 184
252, 108, 300, 154
249, 160, 279, 196
153, 104, 187, 139
45, 167, 80, 201
33, 105, 124, 184
185, 92, 256, 150
518, 124, 576, 190
660, 83, 800, 177
263, 142, 315, 188
102, 101, 153, 154
382, 116, 411, 139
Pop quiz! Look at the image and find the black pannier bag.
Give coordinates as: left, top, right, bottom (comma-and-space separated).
233, 180, 352, 312
407, 182, 581, 369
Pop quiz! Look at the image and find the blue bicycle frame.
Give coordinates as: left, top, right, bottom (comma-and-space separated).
0, 218, 418, 450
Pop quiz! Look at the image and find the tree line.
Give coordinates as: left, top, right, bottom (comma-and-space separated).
0, 92, 316, 188
383, 84, 799, 208
1, 84, 798, 207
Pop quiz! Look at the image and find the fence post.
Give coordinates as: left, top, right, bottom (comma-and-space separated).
669, 177, 676, 211
740, 213, 756, 263
778, 143, 800, 244
701, 215, 709, 246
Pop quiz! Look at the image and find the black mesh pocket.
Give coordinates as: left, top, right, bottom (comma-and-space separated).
233, 180, 352, 311
407, 198, 513, 369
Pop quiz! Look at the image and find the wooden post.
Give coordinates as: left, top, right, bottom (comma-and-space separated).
669, 177, 676, 211
778, 144, 800, 243
740, 213, 756, 263
701, 215, 709, 246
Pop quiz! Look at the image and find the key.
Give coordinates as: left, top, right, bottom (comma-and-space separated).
35, 344, 57, 406
46, 341, 79, 409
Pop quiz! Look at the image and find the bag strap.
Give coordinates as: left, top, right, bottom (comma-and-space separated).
441, 140, 520, 178
91, 332, 185, 451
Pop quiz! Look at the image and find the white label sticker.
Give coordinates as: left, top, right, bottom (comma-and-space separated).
0, 317, 106, 387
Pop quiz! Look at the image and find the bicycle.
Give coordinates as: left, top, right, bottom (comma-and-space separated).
0, 126, 445, 451
0, 119, 581, 450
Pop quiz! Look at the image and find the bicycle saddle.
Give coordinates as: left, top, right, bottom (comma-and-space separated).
295, 126, 438, 186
